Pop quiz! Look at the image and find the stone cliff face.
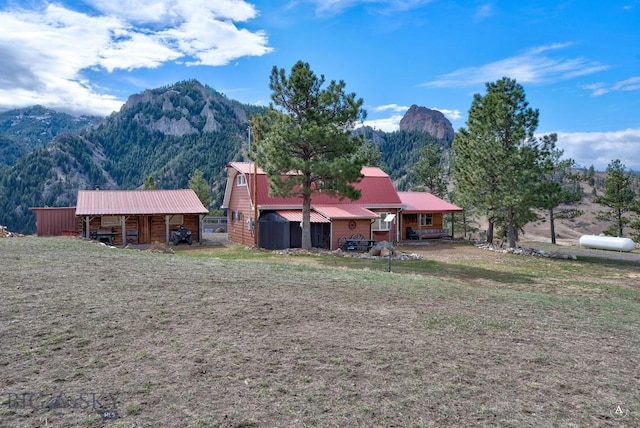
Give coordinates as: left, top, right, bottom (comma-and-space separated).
122, 81, 234, 137
399, 105, 454, 141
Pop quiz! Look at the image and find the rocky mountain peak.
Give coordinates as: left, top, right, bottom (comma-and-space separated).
121, 80, 242, 137
399, 105, 454, 141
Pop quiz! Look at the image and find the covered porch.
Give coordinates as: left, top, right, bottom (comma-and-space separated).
397, 192, 463, 241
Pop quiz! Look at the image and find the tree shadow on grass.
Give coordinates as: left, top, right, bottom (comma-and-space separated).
315, 258, 538, 285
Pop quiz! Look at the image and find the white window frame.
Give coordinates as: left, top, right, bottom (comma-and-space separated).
419, 213, 433, 227
237, 174, 247, 186
372, 212, 391, 231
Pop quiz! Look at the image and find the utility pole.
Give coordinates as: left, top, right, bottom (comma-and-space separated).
249, 119, 259, 247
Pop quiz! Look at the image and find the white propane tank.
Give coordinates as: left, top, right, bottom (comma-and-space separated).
579, 235, 635, 252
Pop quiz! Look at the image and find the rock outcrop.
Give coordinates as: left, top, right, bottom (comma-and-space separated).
399, 105, 454, 141
122, 81, 238, 137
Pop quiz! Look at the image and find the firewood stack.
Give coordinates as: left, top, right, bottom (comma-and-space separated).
1, 225, 23, 237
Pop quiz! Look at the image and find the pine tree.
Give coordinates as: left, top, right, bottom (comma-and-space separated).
595, 159, 637, 237
355, 140, 383, 168
188, 169, 212, 210
143, 176, 157, 190
453, 77, 554, 247
413, 144, 447, 198
252, 61, 366, 249
535, 139, 582, 244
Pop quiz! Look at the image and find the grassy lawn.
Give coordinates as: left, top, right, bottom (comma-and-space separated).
1, 237, 638, 427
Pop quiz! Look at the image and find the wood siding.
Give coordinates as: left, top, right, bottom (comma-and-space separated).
84, 214, 201, 246
226, 177, 255, 247
331, 220, 371, 250
401, 213, 444, 240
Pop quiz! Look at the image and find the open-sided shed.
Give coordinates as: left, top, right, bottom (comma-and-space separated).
75, 189, 209, 246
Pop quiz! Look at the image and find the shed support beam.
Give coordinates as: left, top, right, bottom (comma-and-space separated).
165, 215, 170, 249
451, 213, 455, 238
121, 215, 126, 248
85, 216, 90, 239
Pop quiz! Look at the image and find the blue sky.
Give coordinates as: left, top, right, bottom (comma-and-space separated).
0, 0, 639, 170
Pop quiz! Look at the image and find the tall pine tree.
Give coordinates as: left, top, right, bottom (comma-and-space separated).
453, 77, 555, 247
535, 138, 582, 244
253, 61, 366, 249
595, 159, 637, 237
413, 144, 448, 198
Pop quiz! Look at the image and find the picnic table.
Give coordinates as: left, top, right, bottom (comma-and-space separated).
340, 236, 376, 251
90, 228, 116, 245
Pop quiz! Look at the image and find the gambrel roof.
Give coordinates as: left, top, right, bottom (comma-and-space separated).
222, 162, 401, 211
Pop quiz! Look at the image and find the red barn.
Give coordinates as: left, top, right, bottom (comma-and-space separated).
221, 162, 461, 250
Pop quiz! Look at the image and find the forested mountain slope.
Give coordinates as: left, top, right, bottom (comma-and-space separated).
0, 105, 99, 167
0, 81, 263, 233
0, 81, 449, 234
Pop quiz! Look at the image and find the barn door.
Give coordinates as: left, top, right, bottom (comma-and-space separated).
139, 216, 151, 244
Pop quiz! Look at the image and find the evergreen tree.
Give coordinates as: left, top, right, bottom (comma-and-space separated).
143, 176, 157, 190
253, 61, 366, 249
188, 169, 212, 210
595, 159, 637, 237
535, 139, 583, 244
413, 144, 447, 198
355, 140, 383, 168
453, 77, 554, 247
583, 165, 596, 186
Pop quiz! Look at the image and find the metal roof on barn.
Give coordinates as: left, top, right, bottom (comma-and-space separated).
75, 189, 209, 216
224, 162, 402, 209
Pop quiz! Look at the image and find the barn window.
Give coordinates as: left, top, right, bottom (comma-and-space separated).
372, 212, 390, 231
237, 175, 247, 186
101, 216, 120, 227
419, 214, 433, 226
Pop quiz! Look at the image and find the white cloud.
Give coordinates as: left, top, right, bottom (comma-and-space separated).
612, 76, 640, 92
363, 115, 404, 132
435, 108, 462, 121
582, 76, 640, 96
0, 1, 272, 115
422, 43, 608, 88
554, 128, 640, 170
474, 3, 495, 20
374, 104, 410, 112
302, 0, 432, 15
581, 82, 609, 96
88, 0, 258, 24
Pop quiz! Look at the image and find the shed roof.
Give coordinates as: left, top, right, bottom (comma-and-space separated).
397, 191, 462, 214
313, 204, 379, 220
276, 210, 331, 223
75, 189, 209, 216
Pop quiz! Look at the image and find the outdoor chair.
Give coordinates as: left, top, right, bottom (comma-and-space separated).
406, 227, 419, 240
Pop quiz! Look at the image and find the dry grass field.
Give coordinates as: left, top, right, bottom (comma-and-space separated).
1, 236, 639, 427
